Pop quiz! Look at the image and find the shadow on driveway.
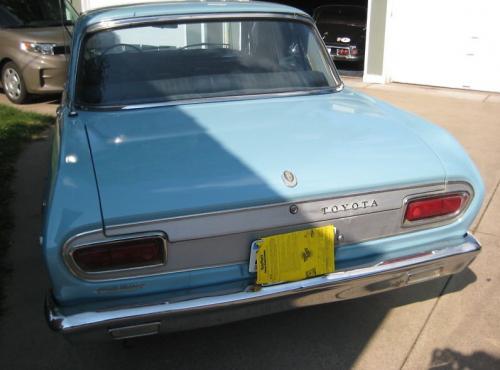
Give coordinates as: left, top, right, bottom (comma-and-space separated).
430, 348, 500, 370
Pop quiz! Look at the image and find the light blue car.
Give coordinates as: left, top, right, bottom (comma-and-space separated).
43, 1, 484, 341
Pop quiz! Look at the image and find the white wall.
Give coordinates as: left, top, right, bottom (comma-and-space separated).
385, 0, 500, 92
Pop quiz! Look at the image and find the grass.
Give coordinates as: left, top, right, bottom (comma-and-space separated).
0, 103, 53, 308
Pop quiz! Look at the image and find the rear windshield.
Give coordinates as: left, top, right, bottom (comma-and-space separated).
76, 19, 338, 108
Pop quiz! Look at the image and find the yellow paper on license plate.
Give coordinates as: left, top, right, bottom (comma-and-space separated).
256, 225, 335, 285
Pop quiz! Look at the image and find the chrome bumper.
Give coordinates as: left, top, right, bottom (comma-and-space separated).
46, 233, 480, 341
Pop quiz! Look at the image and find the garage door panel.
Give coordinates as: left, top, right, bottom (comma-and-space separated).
390, 0, 500, 93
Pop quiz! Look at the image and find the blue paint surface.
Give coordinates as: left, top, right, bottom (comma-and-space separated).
42, 2, 484, 307
84, 90, 446, 226
43, 87, 484, 306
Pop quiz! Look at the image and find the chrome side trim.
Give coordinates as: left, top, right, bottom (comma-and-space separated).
47, 233, 481, 337
63, 232, 169, 281
104, 183, 446, 240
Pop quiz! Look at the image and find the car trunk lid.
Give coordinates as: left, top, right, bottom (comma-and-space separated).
83, 91, 445, 227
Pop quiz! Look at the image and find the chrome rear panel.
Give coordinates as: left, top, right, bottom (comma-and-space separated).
63, 182, 473, 281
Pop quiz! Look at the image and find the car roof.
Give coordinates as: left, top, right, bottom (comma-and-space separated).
79, 1, 308, 30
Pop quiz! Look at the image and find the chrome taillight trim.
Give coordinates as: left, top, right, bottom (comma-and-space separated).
402, 186, 473, 228
63, 232, 168, 281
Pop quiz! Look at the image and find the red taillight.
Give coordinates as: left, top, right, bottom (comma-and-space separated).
73, 237, 165, 272
404, 194, 468, 222
337, 48, 349, 56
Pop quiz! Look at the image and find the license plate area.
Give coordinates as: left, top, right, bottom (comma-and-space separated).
249, 225, 335, 285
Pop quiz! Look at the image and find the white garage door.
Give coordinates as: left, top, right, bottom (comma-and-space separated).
390, 0, 500, 93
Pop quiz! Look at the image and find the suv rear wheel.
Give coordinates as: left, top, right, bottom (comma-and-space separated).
2, 62, 29, 104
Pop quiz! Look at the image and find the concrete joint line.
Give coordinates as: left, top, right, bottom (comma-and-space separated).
398, 180, 500, 369
473, 179, 500, 234
398, 276, 454, 370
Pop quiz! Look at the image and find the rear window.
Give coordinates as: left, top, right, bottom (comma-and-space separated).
75, 19, 338, 108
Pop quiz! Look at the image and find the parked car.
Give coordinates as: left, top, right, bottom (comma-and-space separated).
44, 1, 483, 341
0, 0, 77, 104
314, 4, 367, 65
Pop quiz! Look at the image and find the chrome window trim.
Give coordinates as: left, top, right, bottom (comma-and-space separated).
86, 12, 316, 34
80, 88, 342, 111
63, 231, 169, 281
72, 12, 343, 110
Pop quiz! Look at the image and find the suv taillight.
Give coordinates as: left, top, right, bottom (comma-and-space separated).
404, 193, 468, 223
73, 237, 166, 272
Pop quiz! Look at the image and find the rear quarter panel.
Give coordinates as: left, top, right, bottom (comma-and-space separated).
42, 109, 103, 302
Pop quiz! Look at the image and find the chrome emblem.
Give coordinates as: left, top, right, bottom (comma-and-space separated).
321, 200, 378, 215
282, 170, 298, 188
337, 37, 351, 43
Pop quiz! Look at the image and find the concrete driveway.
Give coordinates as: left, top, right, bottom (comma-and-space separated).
0, 82, 499, 370
0, 92, 59, 116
